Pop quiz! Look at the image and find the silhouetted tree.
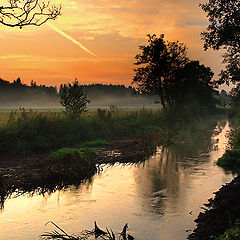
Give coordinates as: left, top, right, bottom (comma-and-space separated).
176, 60, 216, 108
132, 34, 189, 110
200, 0, 240, 85
59, 80, 89, 118
0, 0, 61, 28
132, 34, 217, 112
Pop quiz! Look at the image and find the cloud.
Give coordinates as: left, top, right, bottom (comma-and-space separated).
0, 0, 223, 87
48, 23, 97, 57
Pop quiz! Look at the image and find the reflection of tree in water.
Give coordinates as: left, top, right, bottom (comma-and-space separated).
0, 176, 94, 211
133, 120, 226, 217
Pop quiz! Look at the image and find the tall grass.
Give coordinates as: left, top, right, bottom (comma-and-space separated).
0, 108, 166, 154
0, 107, 220, 155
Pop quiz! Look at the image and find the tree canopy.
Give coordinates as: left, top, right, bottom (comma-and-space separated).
59, 80, 89, 119
132, 34, 217, 112
0, 0, 61, 28
200, 0, 240, 85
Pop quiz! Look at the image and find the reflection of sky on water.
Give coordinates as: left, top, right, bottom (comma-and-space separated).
0, 120, 235, 240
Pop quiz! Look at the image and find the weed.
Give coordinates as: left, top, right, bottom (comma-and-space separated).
49, 147, 97, 169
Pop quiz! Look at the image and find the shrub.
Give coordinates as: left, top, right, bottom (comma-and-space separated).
49, 147, 97, 169
59, 80, 89, 119
217, 148, 240, 168
215, 220, 240, 240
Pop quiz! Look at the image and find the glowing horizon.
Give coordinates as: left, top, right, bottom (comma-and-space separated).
0, 0, 225, 88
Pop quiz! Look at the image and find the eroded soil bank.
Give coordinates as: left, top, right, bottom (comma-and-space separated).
188, 174, 240, 240
0, 132, 162, 204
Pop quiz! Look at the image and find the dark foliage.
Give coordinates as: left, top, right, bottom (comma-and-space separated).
0, 77, 59, 108
133, 34, 188, 110
200, 0, 240, 85
188, 175, 240, 240
132, 34, 217, 113
59, 80, 89, 118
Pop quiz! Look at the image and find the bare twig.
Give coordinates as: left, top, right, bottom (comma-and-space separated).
0, 0, 61, 28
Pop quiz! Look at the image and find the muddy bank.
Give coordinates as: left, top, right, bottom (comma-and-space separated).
188, 174, 240, 240
96, 132, 166, 163
0, 133, 164, 205
0, 152, 97, 200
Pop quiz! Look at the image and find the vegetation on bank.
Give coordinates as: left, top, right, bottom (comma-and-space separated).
215, 220, 240, 240
80, 140, 109, 148
0, 105, 220, 155
49, 147, 97, 169
0, 108, 168, 154
217, 148, 240, 169
188, 175, 240, 240
217, 122, 240, 169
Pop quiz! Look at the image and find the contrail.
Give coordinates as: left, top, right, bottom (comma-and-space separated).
48, 23, 97, 57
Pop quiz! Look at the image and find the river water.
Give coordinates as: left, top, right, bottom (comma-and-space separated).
0, 120, 235, 240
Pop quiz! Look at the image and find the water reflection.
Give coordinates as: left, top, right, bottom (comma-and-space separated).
133, 120, 232, 227
0, 120, 235, 240
0, 176, 94, 211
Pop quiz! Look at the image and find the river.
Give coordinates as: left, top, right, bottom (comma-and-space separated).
0, 120, 235, 240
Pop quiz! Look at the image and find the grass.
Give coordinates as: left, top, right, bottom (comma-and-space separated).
215, 220, 240, 240
40, 221, 133, 240
0, 107, 220, 155
80, 140, 109, 148
0, 108, 167, 154
49, 147, 97, 169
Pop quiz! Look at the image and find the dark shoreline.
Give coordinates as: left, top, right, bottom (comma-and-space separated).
1, 121, 236, 240
0, 132, 163, 208
188, 174, 240, 240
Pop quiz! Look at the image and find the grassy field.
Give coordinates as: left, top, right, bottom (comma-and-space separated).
0, 105, 221, 155
0, 107, 167, 154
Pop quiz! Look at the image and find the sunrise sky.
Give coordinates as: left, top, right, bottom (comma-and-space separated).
0, 0, 225, 87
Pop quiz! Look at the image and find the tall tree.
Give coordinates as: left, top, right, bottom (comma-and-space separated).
132, 35, 217, 112
200, 0, 240, 85
0, 0, 61, 28
132, 34, 189, 110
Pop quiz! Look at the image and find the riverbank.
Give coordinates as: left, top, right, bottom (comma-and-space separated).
189, 119, 240, 240
0, 115, 216, 209
188, 174, 240, 240
0, 117, 230, 240
0, 132, 165, 206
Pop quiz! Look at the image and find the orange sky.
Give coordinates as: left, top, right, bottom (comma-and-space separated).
0, 0, 226, 88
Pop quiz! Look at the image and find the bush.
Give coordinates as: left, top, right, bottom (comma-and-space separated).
217, 148, 240, 168
49, 147, 97, 169
215, 220, 240, 240
59, 80, 89, 119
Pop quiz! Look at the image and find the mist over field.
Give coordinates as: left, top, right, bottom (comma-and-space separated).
0, 78, 160, 109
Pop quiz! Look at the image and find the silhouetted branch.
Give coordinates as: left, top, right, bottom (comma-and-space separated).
0, 0, 61, 28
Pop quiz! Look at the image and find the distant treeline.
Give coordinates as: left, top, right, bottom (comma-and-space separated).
0, 78, 59, 108
0, 78, 158, 108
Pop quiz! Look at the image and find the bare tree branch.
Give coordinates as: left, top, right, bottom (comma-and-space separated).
0, 0, 61, 28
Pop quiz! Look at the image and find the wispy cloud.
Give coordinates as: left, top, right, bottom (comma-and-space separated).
48, 23, 97, 57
